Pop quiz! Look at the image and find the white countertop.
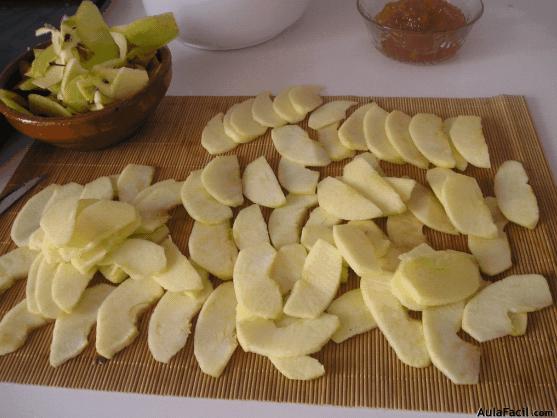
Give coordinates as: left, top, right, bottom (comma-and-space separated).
1, 0, 556, 417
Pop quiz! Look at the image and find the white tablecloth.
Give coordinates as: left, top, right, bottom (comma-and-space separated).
1, 1, 556, 416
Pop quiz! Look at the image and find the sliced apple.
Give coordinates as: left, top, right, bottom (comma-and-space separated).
343, 157, 406, 215
462, 274, 552, 342
269, 356, 325, 381
278, 158, 319, 195
201, 155, 244, 207
317, 177, 382, 220
153, 238, 203, 292
338, 103, 373, 151
485, 196, 508, 227
117, 164, 155, 203
468, 226, 512, 276
236, 313, 339, 357
386, 211, 426, 251
201, 113, 238, 155
422, 302, 480, 384
443, 117, 468, 171
268, 204, 307, 249
449, 116, 490, 168
35, 258, 62, 319
347, 220, 391, 257
252, 91, 286, 128
52, 262, 95, 313
285, 193, 318, 209
316, 122, 355, 161
442, 173, 498, 238
385, 110, 429, 168
363, 103, 404, 164
189, 221, 238, 280
230, 98, 267, 140
0, 299, 49, 356
233, 243, 282, 319
50, 284, 114, 367
243, 156, 286, 208
354, 151, 385, 175
308, 100, 356, 130
284, 240, 343, 319
269, 243, 307, 295
289, 85, 323, 114
409, 113, 455, 168
181, 170, 232, 224
0, 247, 38, 294
271, 125, 331, 167
132, 179, 182, 218
407, 183, 458, 235
81, 176, 114, 200
300, 225, 335, 250
333, 223, 380, 277
232, 204, 269, 250
273, 87, 305, 123
104, 238, 166, 280
360, 272, 430, 368
494, 160, 539, 229
25, 254, 43, 314
194, 282, 238, 377
384, 177, 417, 203
305, 206, 341, 227
327, 289, 377, 343
223, 104, 248, 143
99, 264, 127, 284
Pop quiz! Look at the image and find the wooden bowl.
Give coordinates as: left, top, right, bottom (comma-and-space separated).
0, 45, 172, 150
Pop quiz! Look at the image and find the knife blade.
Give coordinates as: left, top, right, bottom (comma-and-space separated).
0, 175, 46, 216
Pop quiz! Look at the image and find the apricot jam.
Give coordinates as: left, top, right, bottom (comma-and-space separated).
374, 0, 467, 63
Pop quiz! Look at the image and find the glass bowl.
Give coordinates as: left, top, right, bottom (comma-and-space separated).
357, 0, 484, 64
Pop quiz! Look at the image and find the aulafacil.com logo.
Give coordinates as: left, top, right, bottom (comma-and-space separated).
477, 407, 554, 417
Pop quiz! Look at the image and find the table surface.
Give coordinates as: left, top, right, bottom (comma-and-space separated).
1, 0, 556, 417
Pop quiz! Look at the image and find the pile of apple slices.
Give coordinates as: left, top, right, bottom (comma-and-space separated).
0, 88, 553, 385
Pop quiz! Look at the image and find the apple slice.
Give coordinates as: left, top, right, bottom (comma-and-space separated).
463, 274, 552, 342
468, 226, 512, 276
104, 238, 166, 280
485, 196, 508, 227
269, 243, 306, 295
348, 220, 390, 257
354, 151, 385, 175
223, 104, 249, 143
387, 211, 426, 251
409, 113, 455, 168
233, 243, 282, 319
96, 278, 163, 359
363, 103, 404, 164
390, 269, 427, 312
494, 160, 539, 229
252, 91, 286, 128
202, 155, 244, 207
407, 183, 458, 235
425, 166, 454, 201
338, 103, 373, 151
0, 299, 49, 356
237, 313, 339, 357
50, 284, 114, 367
316, 123, 355, 161
111, 12, 178, 54
81, 176, 114, 200
0, 247, 38, 294
11, 184, 59, 247
116, 164, 154, 203
442, 173, 498, 238
189, 221, 238, 280
308, 100, 356, 130
25, 254, 43, 314
289, 85, 323, 114
385, 110, 429, 168
284, 240, 342, 319
40, 195, 81, 247
384, 177, 416, 202
422, 302, 480, 384
35, 258, 62, 319
333, 223, 380, 277
181, 170, 233, 224
273, 87, 305, 123
343, 157, 406, 215
271, 125, 331, 167
449, 116, 490, 168
301, 225, 334, 250
243, 156, 286, 208
201, 113, 238, 155
99, 264, 127, 284
305, 206, 341, 227
285, 192, 318, 209
317, 177, 382, 220
132, 179, 182, 219
194, 282, 238, 377
278, 158, 319, 195
268, 204, 307, 248
232, 204, 270, 250
360, 272, 430, 367
52, 263, 95, 313
230, 98, 267, 140
397, 249, 481, 307
327, 289, 377, 343
152, 238, 203, 292
269, 356, 325, 381
443, 118, 468, 171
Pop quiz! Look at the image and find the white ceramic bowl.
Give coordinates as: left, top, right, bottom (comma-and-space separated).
142, 0, 312, 50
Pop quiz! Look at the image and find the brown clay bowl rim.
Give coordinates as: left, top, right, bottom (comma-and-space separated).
0, 43, 171, 126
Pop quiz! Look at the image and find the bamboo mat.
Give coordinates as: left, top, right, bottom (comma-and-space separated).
0, 95, 555, 413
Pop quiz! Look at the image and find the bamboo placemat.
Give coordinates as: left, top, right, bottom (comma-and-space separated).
0, 95, 555, 413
